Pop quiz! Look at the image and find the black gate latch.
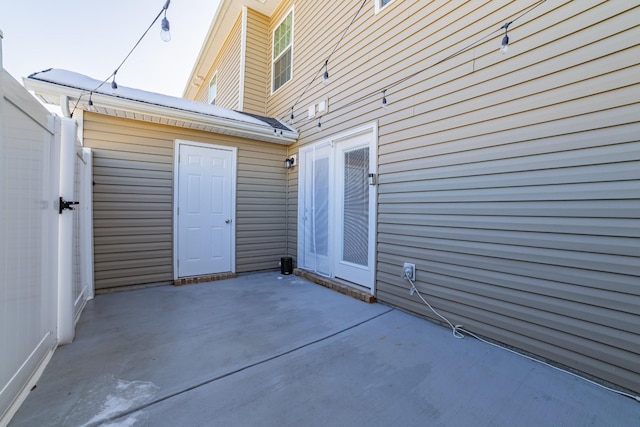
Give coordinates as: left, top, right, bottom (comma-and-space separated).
59, 197, 79, 214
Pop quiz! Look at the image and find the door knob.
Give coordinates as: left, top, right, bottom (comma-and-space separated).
225, 219, 231, 224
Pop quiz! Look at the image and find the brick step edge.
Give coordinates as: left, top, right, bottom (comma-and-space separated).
294, 269, 376, 304
174, 272, 237, 286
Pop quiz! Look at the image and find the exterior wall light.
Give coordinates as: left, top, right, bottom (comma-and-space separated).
284, 155, 296, 169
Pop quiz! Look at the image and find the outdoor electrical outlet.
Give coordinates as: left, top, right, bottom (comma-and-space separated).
403, 262, 416, 281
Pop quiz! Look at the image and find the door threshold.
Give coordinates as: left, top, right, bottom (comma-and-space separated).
174, 272, 237, 286
294, 269, 375, 303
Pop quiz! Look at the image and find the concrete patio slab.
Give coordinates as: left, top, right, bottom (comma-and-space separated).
8, 272, 640, 426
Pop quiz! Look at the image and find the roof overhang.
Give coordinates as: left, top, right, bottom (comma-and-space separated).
183, 0, 282, 98
25, 69, 298, 145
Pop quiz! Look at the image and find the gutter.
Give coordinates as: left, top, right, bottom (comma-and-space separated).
25, 77, 298, 145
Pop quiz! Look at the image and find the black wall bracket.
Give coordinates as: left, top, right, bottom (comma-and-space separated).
59, 197, 79, 214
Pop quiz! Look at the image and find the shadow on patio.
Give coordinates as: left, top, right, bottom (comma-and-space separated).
9, 272, 639, 426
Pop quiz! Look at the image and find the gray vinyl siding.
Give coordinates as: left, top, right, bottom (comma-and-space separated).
84, 113, 287, 290
243, 9, 270, 115
264, 1, 639, 393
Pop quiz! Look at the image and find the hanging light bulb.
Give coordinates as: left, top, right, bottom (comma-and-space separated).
88, 93, 96, 112
500, 32, 509, 54
318, 116, 322, 129
290, 107, 295, 122
111, 71, 118, 91
500, 21, 512, 54
323, 60, 329, 85
161, 16, 171, 42
382, 90, 388, 110
160, 0, 171, 42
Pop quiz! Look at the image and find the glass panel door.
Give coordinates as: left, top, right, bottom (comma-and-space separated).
342, 147, 369, 266
334, 131, 374, 288
300, 144, 331, 276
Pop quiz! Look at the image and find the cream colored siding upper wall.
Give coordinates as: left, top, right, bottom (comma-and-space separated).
270, 0, 640, 393
216, 15, 243, 110
84, 113, 287, 290
191, 14, 243, 108
243, 9, 270, 115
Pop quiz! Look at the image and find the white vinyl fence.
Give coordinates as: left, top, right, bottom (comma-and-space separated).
0, 32, 93, 425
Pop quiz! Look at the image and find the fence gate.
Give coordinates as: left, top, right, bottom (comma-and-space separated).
1, 63, 93, 423
0, 68, 59, 422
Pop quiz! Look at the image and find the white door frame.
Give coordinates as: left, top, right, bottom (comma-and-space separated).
172, 140, 237, 279
297, 122, 378, 293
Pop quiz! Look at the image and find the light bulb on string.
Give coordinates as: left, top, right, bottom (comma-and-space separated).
382, 90, 388, 110
290, 107, 295, 122
161, 17, 171, 42
161, 0, 171, 42
323, 60, 329, 85
317, 116, 322, 129
88, 93, 96, 112
500, 21, 512, 54
111, 71, 118, 92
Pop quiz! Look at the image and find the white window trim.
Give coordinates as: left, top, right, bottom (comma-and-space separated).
208, 72, 218, 105
238, 6, 248, 111
271, 6, 294, 94
374, 0, 395, 15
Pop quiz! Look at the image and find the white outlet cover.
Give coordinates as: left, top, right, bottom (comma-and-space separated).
318, 99, 327, 113
308, 105, 316, 119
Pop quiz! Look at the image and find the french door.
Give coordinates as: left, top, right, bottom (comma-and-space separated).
298, 125, 377, 291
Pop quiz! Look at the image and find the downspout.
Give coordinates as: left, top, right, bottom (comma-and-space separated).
285, 152, 290, 259
60, 95, 71, 118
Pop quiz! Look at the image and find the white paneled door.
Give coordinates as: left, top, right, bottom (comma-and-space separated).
176, 142, 235, 277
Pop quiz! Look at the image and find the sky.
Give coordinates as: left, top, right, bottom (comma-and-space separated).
0, 0, 220, 98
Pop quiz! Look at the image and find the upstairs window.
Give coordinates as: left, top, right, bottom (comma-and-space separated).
208, 73, 217, 105
272, 9, 294, 93
375, 0, 395, 14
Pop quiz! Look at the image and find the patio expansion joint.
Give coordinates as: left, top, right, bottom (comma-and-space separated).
93, 307, 395, 427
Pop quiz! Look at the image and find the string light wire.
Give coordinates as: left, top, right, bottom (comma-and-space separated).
70, 0, 172, 117
287, 0, 368, 120
283, 0, 548, 128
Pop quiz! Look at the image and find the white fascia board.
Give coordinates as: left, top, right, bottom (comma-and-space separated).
183, 0, 235, 98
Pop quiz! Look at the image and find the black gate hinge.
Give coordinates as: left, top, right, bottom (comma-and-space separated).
59, 197, 79, 214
